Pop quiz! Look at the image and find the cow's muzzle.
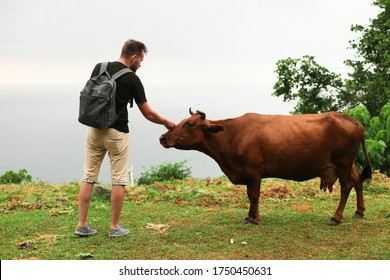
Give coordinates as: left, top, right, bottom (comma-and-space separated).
159, 134, 169, 148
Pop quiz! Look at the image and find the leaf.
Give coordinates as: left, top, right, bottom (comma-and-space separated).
38, 234, 62, 240
48, 207, 74, 216
145, 223, 170, 233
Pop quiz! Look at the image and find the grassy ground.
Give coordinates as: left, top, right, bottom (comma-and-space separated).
0, 172, 389, 260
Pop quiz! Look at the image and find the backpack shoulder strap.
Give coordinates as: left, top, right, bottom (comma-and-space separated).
98, 62, 109, 76
112, 68, 135, 108
112, 68, 133, 80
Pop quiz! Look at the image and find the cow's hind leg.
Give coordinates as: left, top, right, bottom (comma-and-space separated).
243, 180, 261, 225
351, 163, 365, 219
329, 168, 353, 226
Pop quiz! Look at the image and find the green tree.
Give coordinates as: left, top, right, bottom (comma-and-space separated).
345, 0, 390, 116
273, 56, 344, 114
273, 0, 390, 116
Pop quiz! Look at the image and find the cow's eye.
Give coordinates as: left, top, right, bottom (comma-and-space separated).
184, 122, 195, 129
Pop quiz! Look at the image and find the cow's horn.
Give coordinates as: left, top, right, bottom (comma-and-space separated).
196, 110, 206, 120
189, 108, 206, 119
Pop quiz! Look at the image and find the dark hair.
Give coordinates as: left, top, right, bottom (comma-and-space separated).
121, 39, 148, 58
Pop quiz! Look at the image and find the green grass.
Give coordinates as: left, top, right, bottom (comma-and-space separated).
0, 173, 389, 260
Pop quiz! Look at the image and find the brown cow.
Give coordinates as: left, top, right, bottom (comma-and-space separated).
160, 108, 372, 225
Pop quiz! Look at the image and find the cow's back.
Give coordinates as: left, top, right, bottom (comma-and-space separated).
226, 112, 364, 181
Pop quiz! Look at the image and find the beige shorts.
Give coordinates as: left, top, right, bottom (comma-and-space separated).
82, 127, 130, 185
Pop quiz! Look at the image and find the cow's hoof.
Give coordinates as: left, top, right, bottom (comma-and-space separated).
328, 217, 341, 226
242, 218, 258, 225
352, 211, 364, 219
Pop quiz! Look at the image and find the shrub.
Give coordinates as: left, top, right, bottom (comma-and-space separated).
344, 102, 390, 175
0, 169, 33, 184
137, 161, 192, 185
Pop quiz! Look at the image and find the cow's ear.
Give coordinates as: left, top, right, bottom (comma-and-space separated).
207, 123, 224, 133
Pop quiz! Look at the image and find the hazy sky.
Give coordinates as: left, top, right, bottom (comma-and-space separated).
0, 0, 379, 88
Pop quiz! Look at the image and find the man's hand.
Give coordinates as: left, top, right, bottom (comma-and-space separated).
165, 120, 175, 130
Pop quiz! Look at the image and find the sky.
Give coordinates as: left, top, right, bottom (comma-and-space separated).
0, 0, 380, 89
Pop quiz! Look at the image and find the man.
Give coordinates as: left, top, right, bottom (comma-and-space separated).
75, 39, 175, 238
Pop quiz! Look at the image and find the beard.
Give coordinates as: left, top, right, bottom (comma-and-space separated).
129, 64, 138, 73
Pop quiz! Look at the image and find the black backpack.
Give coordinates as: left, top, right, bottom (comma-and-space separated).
78, 62, 133, 129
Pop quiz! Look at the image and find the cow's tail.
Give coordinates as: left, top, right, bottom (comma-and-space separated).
361, 139, 372, 182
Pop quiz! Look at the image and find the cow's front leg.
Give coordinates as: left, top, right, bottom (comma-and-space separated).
243, 181, 261, 225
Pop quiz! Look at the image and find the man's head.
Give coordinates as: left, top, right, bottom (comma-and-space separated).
120, 39, 148, 72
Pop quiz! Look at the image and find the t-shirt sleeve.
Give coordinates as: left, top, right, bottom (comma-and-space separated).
131, 74, 147, 104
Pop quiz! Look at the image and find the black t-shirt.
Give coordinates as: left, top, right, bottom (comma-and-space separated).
91, 61, 147, 133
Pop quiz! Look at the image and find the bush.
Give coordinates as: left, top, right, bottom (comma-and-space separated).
344, 102, 390, 175
137, 161, 192, 185
0, 169, 33, 184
